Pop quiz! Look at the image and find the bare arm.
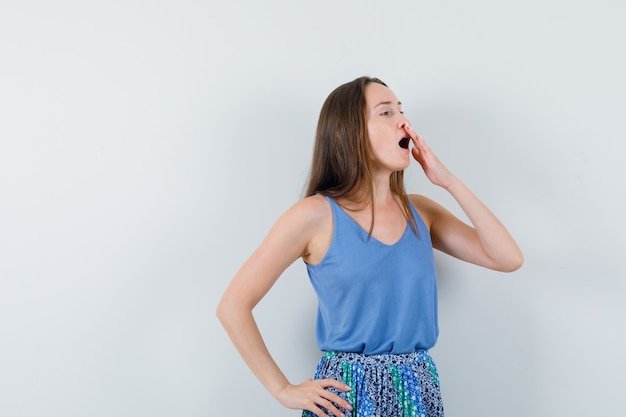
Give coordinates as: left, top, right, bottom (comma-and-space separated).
407, 125, 524, 272
216, 197, 352, 416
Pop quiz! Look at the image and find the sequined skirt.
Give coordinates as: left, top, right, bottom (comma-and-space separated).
303, 351, 444, 417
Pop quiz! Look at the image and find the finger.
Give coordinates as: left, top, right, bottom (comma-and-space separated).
330, 395, 353, 413
319, 390, 352, 413
415, 135, 434, 156
410, 134, 426, 156
414, 137, 438, 166
404, 123, 415, 138
411, 146, 420, 161
406, 126, 422, 146
316, 383, 353, 412
319, 378, 352, 392
313, 378, 353, 409
412, 133, 426, 148
315, 398, 345, 417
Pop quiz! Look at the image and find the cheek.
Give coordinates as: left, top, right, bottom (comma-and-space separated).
367, 132, 383, 153
367, 122, 385, 144
366, 122, 375, 140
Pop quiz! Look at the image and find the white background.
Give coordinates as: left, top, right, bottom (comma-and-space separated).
1, 1, 624, 416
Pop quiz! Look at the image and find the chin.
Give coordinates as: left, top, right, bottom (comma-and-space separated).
389, 164, 410, 174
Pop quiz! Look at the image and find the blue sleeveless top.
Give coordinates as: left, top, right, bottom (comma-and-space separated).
305, 196, 438, 355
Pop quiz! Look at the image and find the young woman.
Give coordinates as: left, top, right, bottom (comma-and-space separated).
217, 76, 523, 417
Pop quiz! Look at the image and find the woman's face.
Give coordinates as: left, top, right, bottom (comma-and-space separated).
365, 82, 412, 173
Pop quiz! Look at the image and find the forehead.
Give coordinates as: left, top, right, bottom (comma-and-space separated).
364, 82, 400, 107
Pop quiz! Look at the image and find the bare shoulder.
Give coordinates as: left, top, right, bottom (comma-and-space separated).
289, 194, 333, 265
273, 194, 332, 248
251, 194, 332, 265
284, 194, 332, 227
407, 194, 446, 230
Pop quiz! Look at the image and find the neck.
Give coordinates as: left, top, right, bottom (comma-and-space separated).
371, 171, 395, 204
346, 173, 396, 211
338, 177, 392, 211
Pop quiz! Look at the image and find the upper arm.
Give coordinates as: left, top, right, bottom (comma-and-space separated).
219, 196, 327, 311
409, 194, 500, 269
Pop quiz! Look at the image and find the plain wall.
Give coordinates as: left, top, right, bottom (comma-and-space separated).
1, 1, 624, 416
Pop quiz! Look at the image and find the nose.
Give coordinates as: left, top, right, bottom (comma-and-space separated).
397, 114, 410, 130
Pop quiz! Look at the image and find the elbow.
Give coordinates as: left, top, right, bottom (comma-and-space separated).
215, 301, 224, 323
216, 294, 252, 329
215, 299, 233, 328
498, 252, 524, 273
215, 297, 231, 327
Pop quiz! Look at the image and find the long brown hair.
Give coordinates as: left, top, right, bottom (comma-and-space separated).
305, 76, 417, 236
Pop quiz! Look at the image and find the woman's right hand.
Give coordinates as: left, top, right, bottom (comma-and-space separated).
274, 378, 353, 417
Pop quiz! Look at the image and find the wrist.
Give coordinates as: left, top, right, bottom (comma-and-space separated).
269, 379, 292, 402
443, 175, 462, 191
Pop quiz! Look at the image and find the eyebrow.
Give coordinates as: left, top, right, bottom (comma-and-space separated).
374, 100, 402, 108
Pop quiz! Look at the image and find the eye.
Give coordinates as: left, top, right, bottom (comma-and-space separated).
380, 110, 392, 116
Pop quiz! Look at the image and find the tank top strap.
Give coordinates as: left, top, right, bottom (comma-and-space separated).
323, 195, 361, 236
324, 195, 349, 222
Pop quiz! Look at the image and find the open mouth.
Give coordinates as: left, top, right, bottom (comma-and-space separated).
398, 137, 410, 149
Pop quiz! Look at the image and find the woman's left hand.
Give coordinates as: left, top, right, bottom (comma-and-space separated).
405, 124, 455, 189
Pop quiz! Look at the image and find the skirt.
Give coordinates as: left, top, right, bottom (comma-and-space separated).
303, 351, 444, 417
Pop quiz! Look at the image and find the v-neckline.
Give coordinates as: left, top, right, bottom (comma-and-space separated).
333, 200, 409, 246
